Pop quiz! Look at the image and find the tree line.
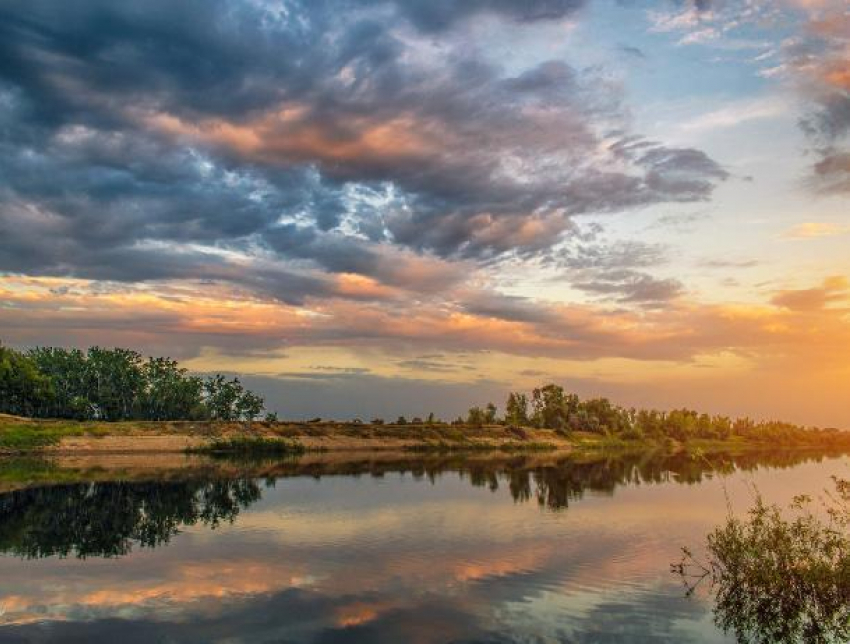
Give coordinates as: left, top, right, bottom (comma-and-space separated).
1, 341, 844, 443
464, 383, 844, 444
0, 343, 265, 421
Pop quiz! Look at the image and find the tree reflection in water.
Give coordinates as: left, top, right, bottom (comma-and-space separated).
0, 478, 262, 558
0, 449, 846, 562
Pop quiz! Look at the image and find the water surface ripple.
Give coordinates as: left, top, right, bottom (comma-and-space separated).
0, 449, 846, 643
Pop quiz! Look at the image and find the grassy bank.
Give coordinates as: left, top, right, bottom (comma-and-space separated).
0, 414, 574, 454
0, 413, 847, 456
0, 420, 113, 450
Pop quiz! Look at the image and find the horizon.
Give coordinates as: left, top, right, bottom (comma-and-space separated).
1, 0, 849, 427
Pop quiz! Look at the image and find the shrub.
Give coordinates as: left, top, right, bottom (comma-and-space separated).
675, 478, 850, 643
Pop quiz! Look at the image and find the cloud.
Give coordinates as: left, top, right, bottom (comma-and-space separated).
618, 45, 647, 59
676, 97, 786, 133
811, 152, 850, 193
572, 271, 684, 305
698, 258, 760, 268
783, 221, 850, 238
4, 272, 848, 366
556, 239, 683, 305
396, 359, 463, 373
462, 292, 564, 324
2, 273, 850, 423
0, 0, 728, 301
653, 0, 850, 191
309, 365, 372, 375
770, 275, 848, 310
375, 0, 588, 33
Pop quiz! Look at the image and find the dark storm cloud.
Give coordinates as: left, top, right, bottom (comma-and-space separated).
0, 0, 728, 294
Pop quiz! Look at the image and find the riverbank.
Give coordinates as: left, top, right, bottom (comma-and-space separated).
1, 413, 847, 456
0, 414, 578, 454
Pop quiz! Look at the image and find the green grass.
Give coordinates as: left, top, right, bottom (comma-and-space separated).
0, 424, 72, 450
188, 436, 307, 456
0, 422, 115, 451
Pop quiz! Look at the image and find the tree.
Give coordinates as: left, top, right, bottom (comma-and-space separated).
531, 384, 578, 430
236, 390, 265, 422
138, 357, 204, 421
84, 347, 145, 420
204, 375, 246, 421
505, 392, 529, 426
466, 406, 486, 427
0, 344, 53, 417
16, 343, 265, 422
484, 402, 497, 424
27, 347, 88, 419
675, 478, 850, 644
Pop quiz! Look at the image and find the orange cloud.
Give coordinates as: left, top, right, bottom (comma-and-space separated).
783, 222, 850, 238
770, 275, 848, 310
2, 272, 849, 424
145, 107, 441, 169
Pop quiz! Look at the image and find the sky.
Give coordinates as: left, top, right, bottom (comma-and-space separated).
0, 0, 848, 426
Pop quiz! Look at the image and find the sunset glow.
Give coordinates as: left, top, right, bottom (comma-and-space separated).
1, 0, 848, 425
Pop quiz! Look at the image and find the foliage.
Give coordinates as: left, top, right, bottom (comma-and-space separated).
0, 345, 53, 417
502, 383, 849, 446
505, 392, 529, 426
137, 357, 204, 421
466, 406, 486, 427
192, 437, 306, 456
0, 342, 265, 422
531, 384, 577, 431
675, 478, 850, 643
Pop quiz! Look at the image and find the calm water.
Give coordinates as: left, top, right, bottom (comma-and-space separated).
0, 450, 847, 643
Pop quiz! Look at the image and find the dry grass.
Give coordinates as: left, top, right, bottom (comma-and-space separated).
0, 415, 575, 454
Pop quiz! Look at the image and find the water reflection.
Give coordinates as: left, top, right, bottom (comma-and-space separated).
0, 449, 846, 643
0, 449, 843, 560
0, 479, 262, 558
